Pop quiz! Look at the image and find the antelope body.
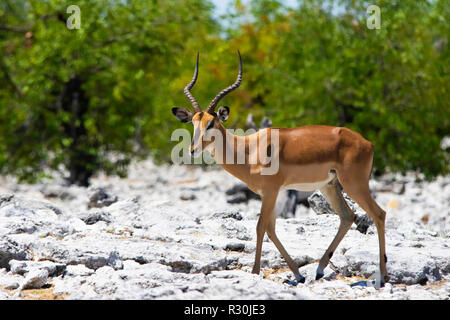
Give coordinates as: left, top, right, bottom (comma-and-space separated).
172, 52, 389, 286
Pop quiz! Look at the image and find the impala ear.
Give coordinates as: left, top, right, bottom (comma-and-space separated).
172, 107, 193, 123
217, 106, 229, 122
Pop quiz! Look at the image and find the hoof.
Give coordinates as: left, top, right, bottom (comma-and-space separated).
296, 273, 306, 284
315, 266, 324, 280
285, 280, 300, 286
285, 278, 304, 286
284, 274, 305, 286
350, 280, 371, 287
349, 280, 385, 288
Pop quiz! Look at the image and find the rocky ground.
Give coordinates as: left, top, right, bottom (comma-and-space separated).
0, 160, 448, 300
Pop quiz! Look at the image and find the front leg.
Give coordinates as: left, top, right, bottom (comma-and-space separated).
252, 188, 304, 284
251, 215, 266, 274
252, 190, 278, 275
266, 209, 305, 284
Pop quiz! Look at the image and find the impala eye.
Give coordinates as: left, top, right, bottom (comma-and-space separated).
206, 121, 214, 131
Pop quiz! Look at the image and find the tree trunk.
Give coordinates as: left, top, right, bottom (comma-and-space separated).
60, 76, 95, 186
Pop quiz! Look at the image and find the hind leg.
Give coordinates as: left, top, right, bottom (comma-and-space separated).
316, 179, 355, 280
337, 170, 389, 284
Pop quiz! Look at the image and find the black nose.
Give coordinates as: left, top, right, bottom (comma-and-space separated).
190, 149, 195, 155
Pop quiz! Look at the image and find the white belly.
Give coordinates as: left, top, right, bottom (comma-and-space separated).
283, 171, 336, 191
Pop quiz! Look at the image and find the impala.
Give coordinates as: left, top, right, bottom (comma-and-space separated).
172, 52, 389, 286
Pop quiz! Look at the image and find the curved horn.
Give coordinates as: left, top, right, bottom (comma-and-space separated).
206, 50, 242, 114
184, 52, 201, 113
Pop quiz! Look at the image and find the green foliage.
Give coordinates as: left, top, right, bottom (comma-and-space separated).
0, 0, 217, 185
0, 0, 448, 184
217, 0, 449, 179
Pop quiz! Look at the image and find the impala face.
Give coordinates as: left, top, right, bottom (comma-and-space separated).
172, 107, 229, 157
191, 111, 215, 156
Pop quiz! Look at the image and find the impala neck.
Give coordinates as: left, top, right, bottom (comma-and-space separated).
212, 123, 251, 182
